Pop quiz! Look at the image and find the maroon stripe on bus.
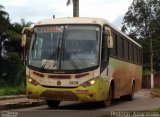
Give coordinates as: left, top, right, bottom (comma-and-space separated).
33, 72, 44, 77
75, 73, 89, 78
48, 75, 71, 79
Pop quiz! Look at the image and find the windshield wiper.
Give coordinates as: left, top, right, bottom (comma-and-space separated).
41, 26, 80, 71
41, 36, 61, 69
61, 26, 80, 71
63, 50, 80, 71
41, 27, 65, 70
59, 26, 65, 70
55, 36, 62, 60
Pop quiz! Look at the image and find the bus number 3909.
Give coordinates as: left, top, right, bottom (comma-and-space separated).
69, 81, 78, 85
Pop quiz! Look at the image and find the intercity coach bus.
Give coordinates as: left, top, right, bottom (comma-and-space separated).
22, 17, 142, 108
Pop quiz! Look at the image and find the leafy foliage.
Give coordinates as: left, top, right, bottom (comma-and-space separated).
0, 59, 25, 87
122, 0, 160, 72
0, 4, 32, 61
0, 5, 10, 59
0, 4, 32, 88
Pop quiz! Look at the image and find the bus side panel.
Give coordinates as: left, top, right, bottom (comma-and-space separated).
108, 57, 142, 98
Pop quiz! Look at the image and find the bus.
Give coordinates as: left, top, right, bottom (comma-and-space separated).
22, 17, 142, 108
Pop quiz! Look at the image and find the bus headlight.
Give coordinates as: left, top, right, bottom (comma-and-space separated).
90, 80, 96, 85
81, 77, 98, 88
27, 78, 39, 86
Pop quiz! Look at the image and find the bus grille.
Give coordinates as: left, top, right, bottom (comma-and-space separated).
40, 90, 79, 101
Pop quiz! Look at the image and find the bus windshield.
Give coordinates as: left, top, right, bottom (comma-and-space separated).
28, 25, 100, 72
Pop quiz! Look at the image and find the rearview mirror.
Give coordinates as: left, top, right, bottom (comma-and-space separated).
22, 27, 33, 34
21, 34, 26, 47
104, 27, 113, 48
21, 27, 33, 47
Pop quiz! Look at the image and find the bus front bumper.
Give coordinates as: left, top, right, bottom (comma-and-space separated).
26, 77, 108, 102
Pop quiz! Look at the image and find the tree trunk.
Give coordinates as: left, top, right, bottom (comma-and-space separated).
73, 0, 79, 17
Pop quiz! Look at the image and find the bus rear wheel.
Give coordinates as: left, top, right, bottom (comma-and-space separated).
46, 100, 60, 108
121, 83, 135, 101
127, 83, 135, 101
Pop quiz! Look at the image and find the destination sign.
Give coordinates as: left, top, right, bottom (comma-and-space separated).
35, 26, 63, 32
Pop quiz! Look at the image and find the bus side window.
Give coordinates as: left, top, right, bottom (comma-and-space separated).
124, 40, 129, 60
110, 32, 117, 57
117, 37, 123, 59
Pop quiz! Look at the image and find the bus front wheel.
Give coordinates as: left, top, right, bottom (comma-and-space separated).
46, 100, 60, 108
102, 86, 113, 107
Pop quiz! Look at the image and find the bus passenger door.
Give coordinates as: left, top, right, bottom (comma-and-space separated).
99, 26, 113, 98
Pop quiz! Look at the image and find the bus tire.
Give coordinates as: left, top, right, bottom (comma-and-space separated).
46, 100, 60, 108
121, 83, 135, 101
127, 83, 135, 101
102, 85, 113, 107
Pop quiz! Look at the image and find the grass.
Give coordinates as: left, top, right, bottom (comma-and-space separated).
0, 86, 25, 96
153, 108, 160, 112
152, 88, 160, 95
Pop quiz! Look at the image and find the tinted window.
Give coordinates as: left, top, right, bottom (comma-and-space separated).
118, 37, 123, 58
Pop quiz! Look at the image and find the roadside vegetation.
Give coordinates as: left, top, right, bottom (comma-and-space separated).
0, 4, 31, 96
154, 108, 160, 112
152, 88, 160, 95
122, 0, 160, 73
0, 59, 26, 96
0, 86, 25, 96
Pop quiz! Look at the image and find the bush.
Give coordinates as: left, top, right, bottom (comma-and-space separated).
0, 86, 25, 96
0, 59, 25, 87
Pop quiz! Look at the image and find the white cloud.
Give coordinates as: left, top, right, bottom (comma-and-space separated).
1, 0, 133, 28
2, 0, 28, 7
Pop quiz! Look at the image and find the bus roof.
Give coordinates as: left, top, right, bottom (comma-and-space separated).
35, 17, 106, 26
35, 17, 142, 48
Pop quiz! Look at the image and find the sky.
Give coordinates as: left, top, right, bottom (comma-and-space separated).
0, 0, 133, 29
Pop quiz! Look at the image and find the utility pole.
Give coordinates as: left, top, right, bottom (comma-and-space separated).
150, 31, 154, 89
148, 0, 154, 89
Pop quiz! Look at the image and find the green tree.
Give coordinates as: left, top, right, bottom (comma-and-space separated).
0, 4, 9, 59
13, 18, 32, 33
122, 0, 160, 71
0, 5, 29, 88
6, 19, 33, 64
0, 4, 8, 17
66, 0, 79, 17
0, 5, 32, 63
